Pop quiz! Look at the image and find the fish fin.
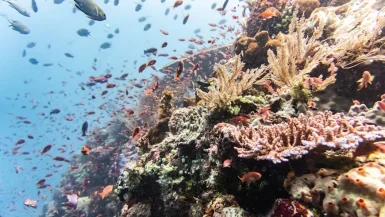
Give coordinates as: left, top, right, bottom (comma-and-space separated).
357, 78, 363, 83
74, 2, 81, 11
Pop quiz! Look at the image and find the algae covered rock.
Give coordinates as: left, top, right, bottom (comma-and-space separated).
293, 0, 320, 17
234, 31, 281, 69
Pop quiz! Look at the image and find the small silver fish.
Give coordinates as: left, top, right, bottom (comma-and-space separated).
8, 19, 30, 34
3, 0, 30, 17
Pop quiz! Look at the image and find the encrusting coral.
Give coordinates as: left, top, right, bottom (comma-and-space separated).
214, 111, 385, 163
285, 160, 385, 217
196, 55, 269, 110
348, 100, 385, 127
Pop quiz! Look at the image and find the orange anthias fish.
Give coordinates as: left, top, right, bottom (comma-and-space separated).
258, 11, 275, 19
81, 145, 91, 155
357, 71, 374, 90
99, 185, 114, 199
378, 101, 385, 111
239, 172, 262, 183
258, 7, 281, 19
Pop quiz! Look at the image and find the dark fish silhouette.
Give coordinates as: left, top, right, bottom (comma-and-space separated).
144, 47, 157, 54
32, 0, 38, 12
50, 109, 60, 115
41, 144, 52, 155
82, 121, 88, 136
135, 4, 142, 11
77, 28, 91, 37
183, 14, 189, 25
29, 58, 38, 65
143, 23, 151, 31
27, 42, 36, 48
100, 42, 111, 49
222, 0, 229, 11
65, 53, 74, 58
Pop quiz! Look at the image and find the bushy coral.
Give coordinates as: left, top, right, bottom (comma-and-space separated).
196, 55, 268, 111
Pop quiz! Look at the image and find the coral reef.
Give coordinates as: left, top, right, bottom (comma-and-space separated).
116, 106, 211, 207
214, 111, 385, 163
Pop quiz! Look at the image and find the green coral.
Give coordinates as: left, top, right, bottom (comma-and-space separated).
237, 95, 266, 104
227, 104, 241, 115
291, 82, 313, 102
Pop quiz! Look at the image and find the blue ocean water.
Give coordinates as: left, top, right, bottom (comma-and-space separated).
0, 0, 241, 216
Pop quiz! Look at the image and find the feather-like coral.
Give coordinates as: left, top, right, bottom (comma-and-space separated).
267, 12, 335, 96
196, 55, 268, 110
306, 0, 385, 68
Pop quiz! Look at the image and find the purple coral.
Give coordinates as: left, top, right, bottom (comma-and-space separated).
64, 194, 78, 209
